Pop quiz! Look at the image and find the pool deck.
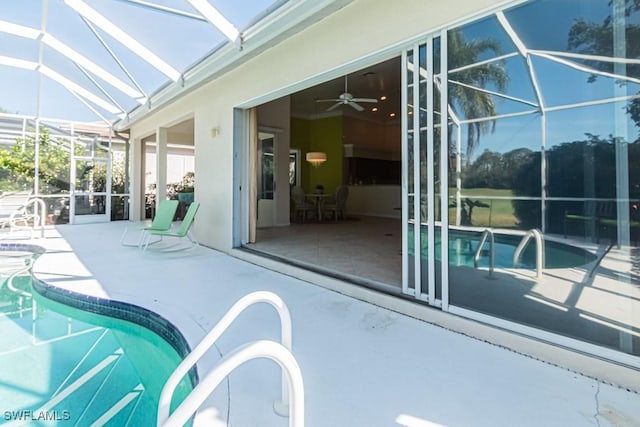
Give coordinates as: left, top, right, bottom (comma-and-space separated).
24, 222, 640, 426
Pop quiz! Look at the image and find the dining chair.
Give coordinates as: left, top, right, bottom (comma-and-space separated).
291, 186, 315, 222
322, 185, 349, 221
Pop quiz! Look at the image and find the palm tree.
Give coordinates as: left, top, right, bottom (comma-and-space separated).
447, 29, 509, 161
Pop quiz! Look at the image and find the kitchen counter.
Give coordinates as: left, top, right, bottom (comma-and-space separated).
345, 185, 401, 218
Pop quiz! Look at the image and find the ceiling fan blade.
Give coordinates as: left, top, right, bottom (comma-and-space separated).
351, 98, 378, 103
326, 102, 342, 111
315, 99, 340, 103
349, 102, 365, 112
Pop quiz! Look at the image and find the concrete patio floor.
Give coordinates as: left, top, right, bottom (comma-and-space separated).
26, 222, 640, 426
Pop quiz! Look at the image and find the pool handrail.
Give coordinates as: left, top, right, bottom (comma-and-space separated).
160, 340, 304, 427
0, 197, 46, 239
513, 228, 544, 278
157, 291, 294, 425
26, 198, 47, 238
473, 228, 495, 278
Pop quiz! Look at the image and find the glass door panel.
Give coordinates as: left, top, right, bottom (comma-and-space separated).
402, 34, 449, 306
258, 136, 274, 200
257, 133, 275, 227
71, 158, 109, 224
403, 40, 437, 302
418, 41, 431, 302
403, 47, 417, 295
432, 35, 443, 302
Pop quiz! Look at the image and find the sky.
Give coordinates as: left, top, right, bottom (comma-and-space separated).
453, 0, 640, 159
0, 0, 279, 123
1, 0, 637, 149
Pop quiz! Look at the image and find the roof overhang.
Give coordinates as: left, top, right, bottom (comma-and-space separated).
114, 0, 354, 131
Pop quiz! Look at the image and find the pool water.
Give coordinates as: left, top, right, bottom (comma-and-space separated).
409, 227, 597, 269
0, 251, 192, 426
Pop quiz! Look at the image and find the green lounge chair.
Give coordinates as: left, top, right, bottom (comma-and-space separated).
120, 199, 179, 247
142, 201, 200, 252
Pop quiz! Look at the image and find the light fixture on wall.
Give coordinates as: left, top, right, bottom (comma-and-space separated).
306, 151, 327, 167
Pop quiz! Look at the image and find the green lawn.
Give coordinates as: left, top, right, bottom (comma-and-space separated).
446, 188, 518, 228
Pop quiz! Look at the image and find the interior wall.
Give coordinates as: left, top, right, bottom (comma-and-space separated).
125, 0, 507, 250
309, 116, 343, 195
343, 116, 401, 155
291, 116, 345, 195
342, 116, 385, 148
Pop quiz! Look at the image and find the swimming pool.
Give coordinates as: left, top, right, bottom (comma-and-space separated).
0, 245, 193, 425
410, 227, 597, 269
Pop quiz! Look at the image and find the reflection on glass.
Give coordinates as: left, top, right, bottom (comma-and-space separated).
547, 107, 635, 199
443, 0, 639, 359
111, 147, 127, 195
289, 151, 298, 186
111, 195, 129, 221
47, 196, 70, 224
75, 160, 107, 193
75, 195, 106, 216
447, 28, 508, 162
258, 137, 274, 200
406, 48, 416, 291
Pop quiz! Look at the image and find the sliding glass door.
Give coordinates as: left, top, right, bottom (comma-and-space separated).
403, 0, 639, 366
402, 35, 447, 307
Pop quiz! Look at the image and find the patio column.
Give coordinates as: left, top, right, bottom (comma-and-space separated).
156, 126, 168, 209
131, 137, 143, 220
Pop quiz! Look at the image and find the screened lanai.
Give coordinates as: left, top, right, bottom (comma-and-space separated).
0, 0, 282, 224
1, 0, 638, 367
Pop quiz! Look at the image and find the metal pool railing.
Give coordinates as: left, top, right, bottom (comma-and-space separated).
474, 228, 495, 278
157, 291, 304, 427
513, 228, 544, 278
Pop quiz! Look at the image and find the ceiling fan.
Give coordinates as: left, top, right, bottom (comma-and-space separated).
315, 75, 378, 112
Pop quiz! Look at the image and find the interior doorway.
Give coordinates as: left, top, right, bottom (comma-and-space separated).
245, 57, 404, 291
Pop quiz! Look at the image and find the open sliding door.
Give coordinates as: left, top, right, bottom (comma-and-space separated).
402, 33, 447, 307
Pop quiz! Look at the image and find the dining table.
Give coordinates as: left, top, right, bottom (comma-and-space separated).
306, 193, 331, 220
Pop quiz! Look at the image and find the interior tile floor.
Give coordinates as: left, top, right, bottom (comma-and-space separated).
252, 216, 403, 289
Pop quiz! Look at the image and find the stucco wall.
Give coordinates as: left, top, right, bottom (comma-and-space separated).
127, 0, 507, 250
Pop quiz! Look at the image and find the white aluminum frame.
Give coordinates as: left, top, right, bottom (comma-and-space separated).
400, 50, 410, 296
70, 155, 111, 224
425, 38, 435, 304
439, 28, 450, 309
412, 42, 422, 298
64, 0, 181, 82
187, 0, 240, 42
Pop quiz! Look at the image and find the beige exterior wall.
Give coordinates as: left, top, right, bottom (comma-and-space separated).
127, 0, 507, 250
